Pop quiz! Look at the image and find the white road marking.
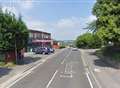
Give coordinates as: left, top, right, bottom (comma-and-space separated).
90, 68, 102, 88
65, 64, 68, 73
70, 64, 73, 78
1, 50, 64, 88
80, 49, 102, 88
61, 49, 72, 64
2, 70, 32, 88
86, 72, 94, 88
94, 68, 101, 73
60, 74, 72, 78
60, 63, 73, 78
46, 70, 58, 88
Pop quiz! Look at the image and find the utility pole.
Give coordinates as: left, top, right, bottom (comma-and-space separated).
15, 35, 17, 64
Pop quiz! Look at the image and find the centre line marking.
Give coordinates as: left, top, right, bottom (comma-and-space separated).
61, 49, 72, 64
46, 70, 58, 88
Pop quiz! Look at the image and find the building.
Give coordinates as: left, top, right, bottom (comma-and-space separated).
28, 29, 53, 51
52, 40, 60, 49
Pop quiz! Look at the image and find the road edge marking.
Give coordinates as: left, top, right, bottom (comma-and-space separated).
1, 49, 65, 88
86, 72, 94, 88
80, 49, 102, 88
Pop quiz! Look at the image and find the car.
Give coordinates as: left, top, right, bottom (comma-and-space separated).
43, 47, 51, 54
35, 47, 51, 54
32, 47, 37, 52
35, 47, 44, 54
48, 48, 55, 53
72, 48, 78, 51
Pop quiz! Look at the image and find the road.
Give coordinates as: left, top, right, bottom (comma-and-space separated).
9, 48, 92, 88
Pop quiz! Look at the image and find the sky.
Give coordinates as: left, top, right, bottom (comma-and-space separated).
0, 0, 96, 40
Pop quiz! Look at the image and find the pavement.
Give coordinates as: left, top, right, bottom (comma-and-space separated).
0, 49, 62, 88
1, 48, 93, 88
80, 49, 120, 88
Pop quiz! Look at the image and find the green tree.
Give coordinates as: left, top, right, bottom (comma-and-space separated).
0, 8, 29, 53
93, 0, 120, 46
84, 20, 97, 33
0, 8, 29, 63
76, 33, 101, 48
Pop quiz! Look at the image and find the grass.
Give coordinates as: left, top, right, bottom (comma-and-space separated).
4, 62, 16, 67
0, 62, 5, 67
0, 62, 16, 67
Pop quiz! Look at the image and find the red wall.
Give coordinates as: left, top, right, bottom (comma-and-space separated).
5, 52, 16, 63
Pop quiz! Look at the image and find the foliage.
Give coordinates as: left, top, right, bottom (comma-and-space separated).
0, 8, 29, 52
75, 33, 102, 48
84, 20, 97, 33
96, 46, 120, 62
93, 0, 120, 46
59, 45, 66, 49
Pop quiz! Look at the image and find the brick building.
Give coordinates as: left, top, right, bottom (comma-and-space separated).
28, 29, 53, 51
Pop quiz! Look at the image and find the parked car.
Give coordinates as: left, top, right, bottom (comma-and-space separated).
32, 48, 37, 52
35, 47, 51, 54
48, 48, 55, 53
43, 47, 51, 54
35, 47, 44, 54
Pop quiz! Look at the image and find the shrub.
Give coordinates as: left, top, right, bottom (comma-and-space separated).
59, 46, 66, 49
76, 33, 102, 49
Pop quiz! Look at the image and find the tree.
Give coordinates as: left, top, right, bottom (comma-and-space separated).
93, 0, 120, 46
84, 20, 97, 33
0, 8, 29, 63
0, 9, 28, 52
75, 33, 102, 48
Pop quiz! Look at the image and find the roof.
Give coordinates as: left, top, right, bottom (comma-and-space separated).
29, 29, 51, 35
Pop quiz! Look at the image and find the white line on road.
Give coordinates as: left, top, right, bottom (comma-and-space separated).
86, 72, 94, 88
1, 49, 65, 88
80, 49, 102, 88
46, 70, 58, 88
61, 49, 72, 64
3, 70, 32, 88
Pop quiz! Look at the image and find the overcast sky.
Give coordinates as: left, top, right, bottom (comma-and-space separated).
0, 0, 96, 40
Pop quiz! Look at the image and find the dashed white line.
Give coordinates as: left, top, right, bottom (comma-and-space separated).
61, 49, 72, 64
46, 70, 58, 88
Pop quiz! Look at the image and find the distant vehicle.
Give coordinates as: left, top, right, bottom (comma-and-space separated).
72, 48, 78, 51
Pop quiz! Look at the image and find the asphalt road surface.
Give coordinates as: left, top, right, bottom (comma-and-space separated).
10, 48, 92, 88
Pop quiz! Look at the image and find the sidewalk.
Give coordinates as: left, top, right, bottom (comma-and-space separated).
0, 49, 62, 87
80, 49, 120, 88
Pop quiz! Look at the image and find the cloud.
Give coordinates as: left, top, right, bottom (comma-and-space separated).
25, 15, 97, 40
27, 20, 48, 31
87, 15, 97, 22
2, 6, 18, 15
54, 17, 81, 30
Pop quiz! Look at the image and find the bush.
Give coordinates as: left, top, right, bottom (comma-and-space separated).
98, 46, 120, 61
59, 46, 66, 49
75, 33, 102, 49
